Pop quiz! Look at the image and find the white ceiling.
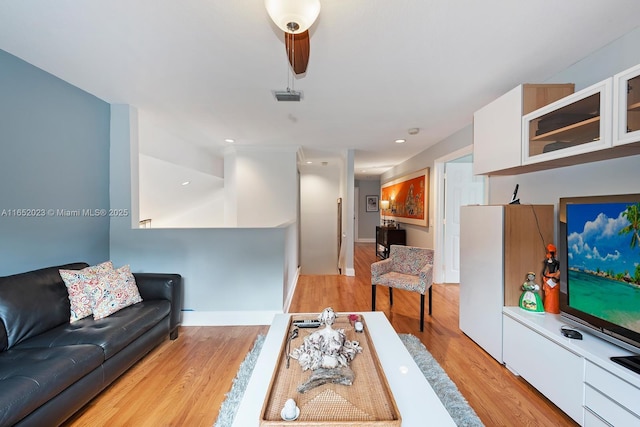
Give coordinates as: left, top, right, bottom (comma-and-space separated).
2, 0, 640, 180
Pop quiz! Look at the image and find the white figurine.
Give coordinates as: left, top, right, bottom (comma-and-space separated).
280, 398, 299, 421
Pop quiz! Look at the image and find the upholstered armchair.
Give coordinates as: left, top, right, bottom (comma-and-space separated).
371, 245, 434, 331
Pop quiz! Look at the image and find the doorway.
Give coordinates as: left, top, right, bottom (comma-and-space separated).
433, 147, 486, 284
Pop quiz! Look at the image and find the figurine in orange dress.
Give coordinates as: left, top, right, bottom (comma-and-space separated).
542, 243, 561, 314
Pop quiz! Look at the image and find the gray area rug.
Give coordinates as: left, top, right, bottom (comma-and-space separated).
214, 333, 483, 426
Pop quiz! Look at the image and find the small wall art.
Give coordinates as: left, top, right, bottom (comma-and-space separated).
366, 195, 379, 212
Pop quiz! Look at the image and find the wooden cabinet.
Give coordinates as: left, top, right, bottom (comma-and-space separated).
375, 226, 406, 259
473, 84, 574, 175
459, 204, 554, 363
522, 78, 613, 165
614, 62, 640, 146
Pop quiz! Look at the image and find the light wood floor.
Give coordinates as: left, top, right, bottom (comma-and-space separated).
63, 243, 577, 426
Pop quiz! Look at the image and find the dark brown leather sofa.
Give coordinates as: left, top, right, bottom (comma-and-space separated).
0, 263, 182, 427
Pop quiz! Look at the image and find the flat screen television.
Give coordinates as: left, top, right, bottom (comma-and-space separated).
559, 194, 640, 371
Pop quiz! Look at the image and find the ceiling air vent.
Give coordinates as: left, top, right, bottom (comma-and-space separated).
273, 89, 302, 102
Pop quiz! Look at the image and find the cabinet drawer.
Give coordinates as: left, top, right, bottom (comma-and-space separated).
583, 408, 612, 427
585, 385, 640, 426
503, 315, 583, 422
585, 361, 640, 418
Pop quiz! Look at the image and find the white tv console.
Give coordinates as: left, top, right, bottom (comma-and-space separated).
503, 307, 640, 426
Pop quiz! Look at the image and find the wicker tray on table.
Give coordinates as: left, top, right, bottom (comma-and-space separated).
260, 313, 401, 426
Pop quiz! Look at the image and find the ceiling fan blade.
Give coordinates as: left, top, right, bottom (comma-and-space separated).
285, 30, 310, 75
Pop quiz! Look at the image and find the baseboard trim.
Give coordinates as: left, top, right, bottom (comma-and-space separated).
283, 267, 300, 313
181, 310, 282, 326
345, 268, 356, 276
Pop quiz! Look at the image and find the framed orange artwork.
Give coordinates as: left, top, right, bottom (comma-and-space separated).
380, 168, 429, 226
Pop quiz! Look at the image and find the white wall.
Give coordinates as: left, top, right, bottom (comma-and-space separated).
547, 28, 640, 92
300, 165, 341, 275
343, 150, 355, 275
227, 146, 299, 227
383, 26, 640, 250
109, 105, 299, 325
137, 110, 225, 227
138, 154, 224, 227
138, 110, 223, 177
380, 126, 472, 248
488, 27, 640, 226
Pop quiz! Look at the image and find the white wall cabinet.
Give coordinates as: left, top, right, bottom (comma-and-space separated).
473, 63, 640, 176
459, 204, 553, 363
473, 84, 574, 175
503, 308, 640, 426
522, 78, 613, 165
613, 62, 640, 146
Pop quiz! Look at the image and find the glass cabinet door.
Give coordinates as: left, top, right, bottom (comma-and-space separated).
522, 78, 612, 165
614, 63, 640, 146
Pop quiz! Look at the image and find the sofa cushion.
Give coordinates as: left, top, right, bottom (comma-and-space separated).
376, 271, 424, 293
0, 263, 88, 350
0, 320, 7, 353
14, 300, 170, 359
92, 265, 142, 320
0, 344, 103, 427
59, 261, 114, 322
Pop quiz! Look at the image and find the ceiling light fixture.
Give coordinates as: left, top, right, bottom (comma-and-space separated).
224, 138, 235, 143
395, 139, 406, 144
265, 0, 321, 34
266, 0, 319, 80
181, 181, 191, 186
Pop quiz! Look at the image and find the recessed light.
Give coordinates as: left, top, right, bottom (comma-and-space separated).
395, 139, 406, 144
224, 138, 235, 143
306, 161, 313, 164
181, 181, 191, 186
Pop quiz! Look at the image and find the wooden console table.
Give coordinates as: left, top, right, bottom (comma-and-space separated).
376, 226, 406, 259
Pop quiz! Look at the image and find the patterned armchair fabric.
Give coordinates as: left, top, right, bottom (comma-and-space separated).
371, 245, 434, 331
371, 245, 434, 295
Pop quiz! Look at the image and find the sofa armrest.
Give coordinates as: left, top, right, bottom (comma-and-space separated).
134, 273, 183, 340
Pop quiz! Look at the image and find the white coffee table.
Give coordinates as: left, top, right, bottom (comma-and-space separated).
233, 311, 456, 426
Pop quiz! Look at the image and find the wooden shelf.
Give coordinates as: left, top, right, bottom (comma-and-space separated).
531, 116, 600, 141
629, 101, 640, 112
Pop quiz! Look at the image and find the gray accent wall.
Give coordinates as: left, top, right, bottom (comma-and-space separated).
0, 49, 110, 276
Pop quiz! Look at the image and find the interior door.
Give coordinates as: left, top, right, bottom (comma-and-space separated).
443, 161, 484, 283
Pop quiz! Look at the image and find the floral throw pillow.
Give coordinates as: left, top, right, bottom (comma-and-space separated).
91, 264, 143, 320
60, 261, 114, 322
